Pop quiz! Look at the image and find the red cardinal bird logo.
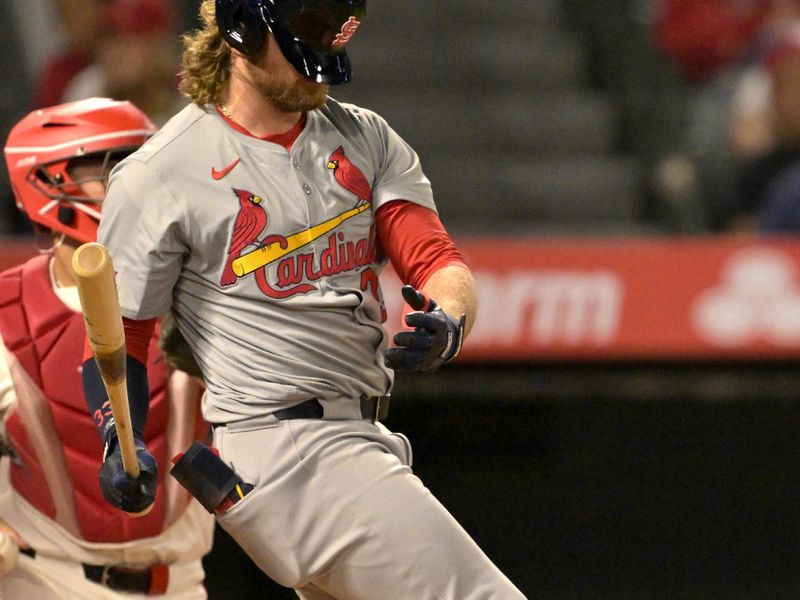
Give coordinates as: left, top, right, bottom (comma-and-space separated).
327, 146, 373, 207
220, 188, 267, 286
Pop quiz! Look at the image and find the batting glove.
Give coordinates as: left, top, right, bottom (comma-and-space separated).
99, 432, 158, 513
385, 285, 466, 372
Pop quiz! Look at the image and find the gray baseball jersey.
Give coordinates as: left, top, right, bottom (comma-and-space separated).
99, 98, 526, 600
99, 98, 435, 424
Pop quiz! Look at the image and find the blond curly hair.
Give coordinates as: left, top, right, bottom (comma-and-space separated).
179, 0, 231, 105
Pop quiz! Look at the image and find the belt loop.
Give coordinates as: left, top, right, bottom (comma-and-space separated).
100, 565, 112, 588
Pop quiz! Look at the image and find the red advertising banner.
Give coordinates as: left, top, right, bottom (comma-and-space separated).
4, 236, 800, 361
381, 237, 800, 362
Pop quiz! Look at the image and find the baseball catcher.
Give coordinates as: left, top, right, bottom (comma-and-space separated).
0, 98, 214, 598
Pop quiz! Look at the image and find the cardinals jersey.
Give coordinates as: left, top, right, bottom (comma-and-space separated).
99, 98, 436, 423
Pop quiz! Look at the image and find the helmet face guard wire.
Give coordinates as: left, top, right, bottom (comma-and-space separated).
28, 147, 136, 208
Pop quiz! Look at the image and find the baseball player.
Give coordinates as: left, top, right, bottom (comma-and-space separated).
84, 1, 526, 598
0, 98, 214, 599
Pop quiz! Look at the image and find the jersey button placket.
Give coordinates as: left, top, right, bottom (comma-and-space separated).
294, 155, 325, 284
295, 154, 311, 194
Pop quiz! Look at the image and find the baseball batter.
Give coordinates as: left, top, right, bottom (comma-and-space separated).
0, 99, 213, 598
84, 1, 526, 598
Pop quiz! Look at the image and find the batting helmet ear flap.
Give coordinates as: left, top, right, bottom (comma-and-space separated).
216, 0, 266, 56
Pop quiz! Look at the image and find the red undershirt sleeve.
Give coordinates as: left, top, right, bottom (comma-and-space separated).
375, 200, 468, 289
122, 317, 156, 364
81, 317, 156, 365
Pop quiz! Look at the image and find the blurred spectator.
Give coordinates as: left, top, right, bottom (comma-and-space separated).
33, 0, 104, 109
732, 25, 800, 231
8, 0, 60, 95
727, 1, 800, 156
63, 0, 185, 125
653, 0, 769, 84
651, 0, 800, 230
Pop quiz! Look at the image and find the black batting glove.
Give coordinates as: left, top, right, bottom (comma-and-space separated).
99, 432, 158, 513
385, 285, 466, 372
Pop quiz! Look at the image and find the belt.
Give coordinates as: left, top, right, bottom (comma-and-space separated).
272, 395, 390, 423
20, 548, 169, 595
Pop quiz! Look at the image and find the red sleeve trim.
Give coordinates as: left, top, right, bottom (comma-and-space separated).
375, 200, 467, 289
81, 317, 155, 365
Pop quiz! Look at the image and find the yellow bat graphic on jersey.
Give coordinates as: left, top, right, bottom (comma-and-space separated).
232, 201, 372, 277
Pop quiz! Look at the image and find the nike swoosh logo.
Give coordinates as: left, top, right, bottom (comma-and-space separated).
211, 157, 241, 180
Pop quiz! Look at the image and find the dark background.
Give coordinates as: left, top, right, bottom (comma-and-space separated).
203, 363, 800, 599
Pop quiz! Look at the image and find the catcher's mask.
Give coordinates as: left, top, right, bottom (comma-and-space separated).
3, 98, 156, 243
216, 0, 366, 84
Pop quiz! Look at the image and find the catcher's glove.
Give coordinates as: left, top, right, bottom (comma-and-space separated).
385, 285, 465, 372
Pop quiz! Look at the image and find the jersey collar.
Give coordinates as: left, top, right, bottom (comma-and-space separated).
215, 105, 307, 152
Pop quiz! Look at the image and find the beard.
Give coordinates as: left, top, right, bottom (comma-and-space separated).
250, 63, 329, 112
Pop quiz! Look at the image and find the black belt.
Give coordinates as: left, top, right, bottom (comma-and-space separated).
213, 396, 390, 429
272, 395, 389, 422
211, 395, 391, 429
20, 548, 168, 595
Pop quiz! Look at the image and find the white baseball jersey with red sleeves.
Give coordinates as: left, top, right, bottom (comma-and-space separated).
98, 99, 436, 424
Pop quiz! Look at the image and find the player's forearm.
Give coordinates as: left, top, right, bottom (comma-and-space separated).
81, 317, 155, 441
81, 354, 151, 441
420, 264, 477, 337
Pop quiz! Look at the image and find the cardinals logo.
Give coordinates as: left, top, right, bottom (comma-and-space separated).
327, 146, 372, 206
332, 16, 361, 46
218, 156, 382, 313
220, 188, 287, 287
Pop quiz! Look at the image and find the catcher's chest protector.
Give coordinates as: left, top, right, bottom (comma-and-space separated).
0, 255, 174, 542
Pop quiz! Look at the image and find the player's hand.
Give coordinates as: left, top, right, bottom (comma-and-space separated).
0, 519, 25, 579
385, 285, 466, 372
99, 433, 158, 513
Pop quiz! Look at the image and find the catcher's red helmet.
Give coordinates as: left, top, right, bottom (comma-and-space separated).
3, 98, 156, 243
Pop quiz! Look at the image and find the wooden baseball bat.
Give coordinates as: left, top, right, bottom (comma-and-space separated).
72, 243, 140, 479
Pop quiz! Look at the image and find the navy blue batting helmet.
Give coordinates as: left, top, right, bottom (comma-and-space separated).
215, 0, 366, 85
